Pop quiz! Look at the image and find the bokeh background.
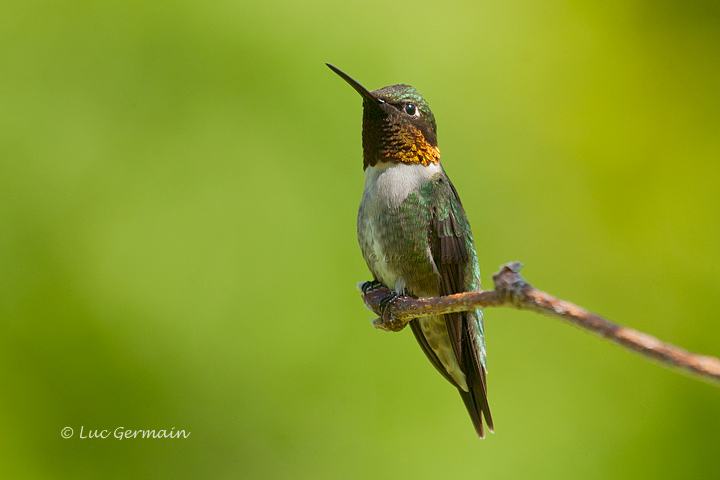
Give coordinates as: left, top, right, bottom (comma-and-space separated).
2, 0, 719, 478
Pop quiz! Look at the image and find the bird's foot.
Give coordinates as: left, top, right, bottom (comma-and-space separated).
359, 279, 384, 294
371, 290, 408, 332
359, 281, 408, 332
378, 290, 399, 316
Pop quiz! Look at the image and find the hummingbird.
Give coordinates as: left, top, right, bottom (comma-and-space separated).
327, 64, 493, 438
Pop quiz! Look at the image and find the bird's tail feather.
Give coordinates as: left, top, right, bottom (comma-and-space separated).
459, 356, 493, 438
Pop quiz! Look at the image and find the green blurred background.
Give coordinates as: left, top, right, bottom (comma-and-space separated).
2, 0, 719, 478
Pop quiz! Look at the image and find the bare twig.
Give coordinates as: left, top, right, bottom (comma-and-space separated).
360, 262, 720, 385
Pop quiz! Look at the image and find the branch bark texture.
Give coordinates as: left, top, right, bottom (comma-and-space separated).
361, 262, 720, 385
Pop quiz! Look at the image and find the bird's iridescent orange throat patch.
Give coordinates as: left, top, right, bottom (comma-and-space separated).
381, 124, 441, 166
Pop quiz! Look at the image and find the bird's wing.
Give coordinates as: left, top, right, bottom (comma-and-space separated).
432, 174, 493, 437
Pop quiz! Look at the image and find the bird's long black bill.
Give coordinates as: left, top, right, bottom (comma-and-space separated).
326, 63, 378, 103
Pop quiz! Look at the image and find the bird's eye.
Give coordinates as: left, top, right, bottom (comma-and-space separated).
404, 104, 418, 116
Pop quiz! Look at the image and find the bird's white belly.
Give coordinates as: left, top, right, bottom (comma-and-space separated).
358, 213, 404, 293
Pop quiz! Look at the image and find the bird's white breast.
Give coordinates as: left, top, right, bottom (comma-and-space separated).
362, 161, 442, 209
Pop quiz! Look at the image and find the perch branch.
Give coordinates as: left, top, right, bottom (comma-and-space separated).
360, 262, 720, 385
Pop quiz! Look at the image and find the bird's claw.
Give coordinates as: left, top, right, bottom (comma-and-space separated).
378, 290, 399, 316
360, 280, 384, 294
375, 290, 407, 331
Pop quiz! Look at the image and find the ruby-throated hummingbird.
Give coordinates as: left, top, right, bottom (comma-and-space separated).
327, 64, 493, 437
